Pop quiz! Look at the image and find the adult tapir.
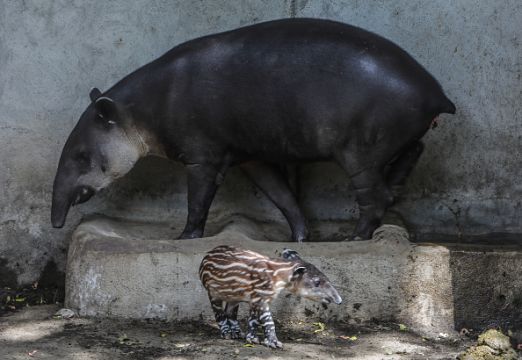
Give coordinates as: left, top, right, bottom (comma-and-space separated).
51, 18, 455, 241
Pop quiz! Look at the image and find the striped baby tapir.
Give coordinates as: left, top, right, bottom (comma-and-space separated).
199, 245, 342, 348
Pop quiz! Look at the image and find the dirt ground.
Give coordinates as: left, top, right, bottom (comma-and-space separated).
0, 305, 477, 360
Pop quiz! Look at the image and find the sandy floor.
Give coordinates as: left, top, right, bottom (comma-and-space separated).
0, 305, 473, 360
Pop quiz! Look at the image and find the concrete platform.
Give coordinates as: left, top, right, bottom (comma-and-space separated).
65, 215, 522, 338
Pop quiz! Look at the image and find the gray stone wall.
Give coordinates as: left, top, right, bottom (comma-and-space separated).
0, 0, 520, 285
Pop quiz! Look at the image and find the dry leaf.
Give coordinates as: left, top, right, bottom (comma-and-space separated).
313, 322, 326, 333
339, 335, 357, 341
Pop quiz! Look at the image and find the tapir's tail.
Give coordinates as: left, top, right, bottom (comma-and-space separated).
438, 95, 456, 115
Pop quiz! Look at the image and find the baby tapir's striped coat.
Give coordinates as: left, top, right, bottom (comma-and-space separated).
199, 245, 342, 348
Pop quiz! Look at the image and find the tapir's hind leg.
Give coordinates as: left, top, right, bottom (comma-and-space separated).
241, 162, 308, 242
208, 296, 230, 338
335, 151, 394, 240
224, 302, 243, 339
386, 141, 424, 201
179, 163, 224, 239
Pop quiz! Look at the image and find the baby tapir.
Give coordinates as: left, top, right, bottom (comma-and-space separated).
199, 245, 342, 348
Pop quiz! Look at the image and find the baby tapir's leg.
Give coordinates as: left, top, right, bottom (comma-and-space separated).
246, 306, 260, 344
224, 302, 243, 339
208, 296, 231, 338
258, 303, 282, 349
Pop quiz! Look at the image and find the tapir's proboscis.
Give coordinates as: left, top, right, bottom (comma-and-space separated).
51, 18, 455, 241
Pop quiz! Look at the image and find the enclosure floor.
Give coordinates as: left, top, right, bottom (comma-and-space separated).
0, 305, 471, 360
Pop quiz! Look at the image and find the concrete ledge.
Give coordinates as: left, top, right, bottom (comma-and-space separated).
65, 215, 522, 337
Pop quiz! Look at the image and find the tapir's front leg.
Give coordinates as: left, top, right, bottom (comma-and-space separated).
179, 163, 222, 239
246, 306, 260, 344
258, 303, 282, 349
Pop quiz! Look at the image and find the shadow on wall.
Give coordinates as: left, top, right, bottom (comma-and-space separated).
450, 249, 522, 331
84, 156, 288, 226
0, 258, 18, 289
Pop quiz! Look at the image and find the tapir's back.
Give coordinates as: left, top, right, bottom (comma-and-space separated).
174, 18, 438, 90
199, 246, 294, 304
163, 18, 454, 160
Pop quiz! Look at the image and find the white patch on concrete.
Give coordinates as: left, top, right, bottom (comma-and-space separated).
421, 264, 434, 279
78, 266, 112, 316
144, 304, 167, 319
416, 292, 437, 326
81, 222, 123, 239
27, 221, 43, 238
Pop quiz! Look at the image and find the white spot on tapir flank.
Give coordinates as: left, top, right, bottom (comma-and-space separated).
144, 304, 167, 319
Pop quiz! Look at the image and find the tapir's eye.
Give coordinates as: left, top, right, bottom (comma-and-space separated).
313, 278, 321, 287
75, 152, 91, 169
72, 186, 95, 206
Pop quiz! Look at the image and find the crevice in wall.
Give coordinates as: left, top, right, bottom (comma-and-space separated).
289, 0, 298, 18
0, 258, 17, 288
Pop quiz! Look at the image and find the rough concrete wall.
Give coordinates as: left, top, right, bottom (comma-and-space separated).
0, 0, 520, 285
295, 0, 522, 239
0, 0, 290, 286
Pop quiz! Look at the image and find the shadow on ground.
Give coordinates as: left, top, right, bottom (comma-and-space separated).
0, 305, 471, 360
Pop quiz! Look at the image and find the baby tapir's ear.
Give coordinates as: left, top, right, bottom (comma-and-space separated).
282, 248, 301, 261
291, 266, 307, 280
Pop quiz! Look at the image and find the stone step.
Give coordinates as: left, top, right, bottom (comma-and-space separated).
65, 215, 522, 337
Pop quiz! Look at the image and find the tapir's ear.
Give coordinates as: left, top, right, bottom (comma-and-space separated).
292, 266, 306, 279
89, 88, 102, 102
282, 248, 301, 261
94, 97, 118, 124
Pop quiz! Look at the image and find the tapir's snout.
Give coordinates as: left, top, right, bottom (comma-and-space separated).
51, 193, 70, 228
51, 173, 96, 228
326, 285, 343, 305
333, 293, 343, 305
51, 217, 65, 229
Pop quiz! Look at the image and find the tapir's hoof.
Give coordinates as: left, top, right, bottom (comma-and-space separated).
178, 231, 203, 240
230, 330, 244, 340
263, 337, 283, 349
349, 223, 379, 241
292, 235, 306, 243
346, 233, 373, 241
291, 228, 308, 243
246, 335, 260, 344
346, 235, 365, 241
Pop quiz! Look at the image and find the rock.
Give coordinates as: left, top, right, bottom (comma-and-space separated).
457, 329, 518, 360
53, 308, 76, 319
477, 329, 512, 351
